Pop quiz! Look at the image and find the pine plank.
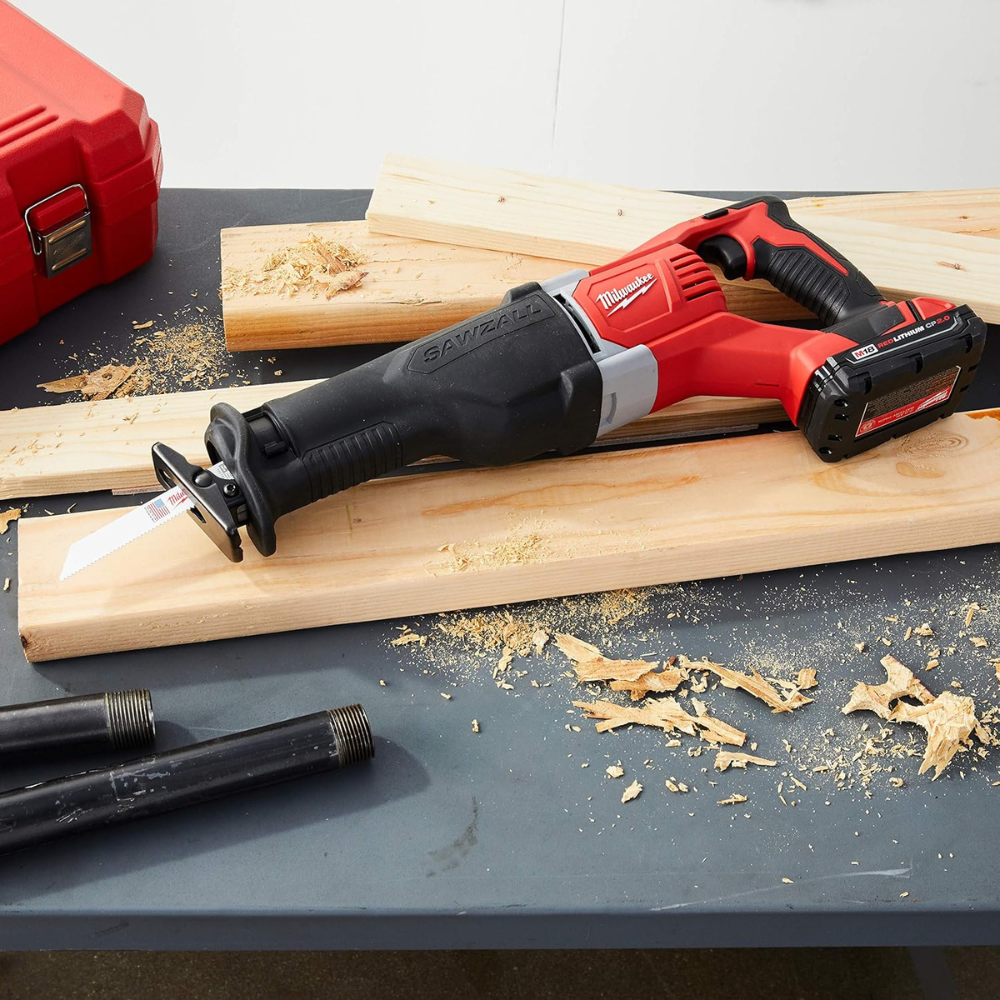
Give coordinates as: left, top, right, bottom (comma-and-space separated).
0, 386, 785, 501
222, 191, 1000, 354
0, 382, 319, 500
221, 221, 815, 353
220, 222, 584, 351
793, 190, 1000, 238
366, 155, 1000, 323
18, 409, 1000, 662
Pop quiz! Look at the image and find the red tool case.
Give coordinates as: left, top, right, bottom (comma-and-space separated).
0, 2, 162, 346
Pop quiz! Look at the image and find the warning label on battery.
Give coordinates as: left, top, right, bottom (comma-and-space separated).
856, 366, 961, 438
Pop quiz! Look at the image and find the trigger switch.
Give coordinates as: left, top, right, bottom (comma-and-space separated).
698, 235, 748, 281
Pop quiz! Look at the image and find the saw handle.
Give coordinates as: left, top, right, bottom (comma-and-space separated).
696, 197, 883, 326
204, 286, 603, 556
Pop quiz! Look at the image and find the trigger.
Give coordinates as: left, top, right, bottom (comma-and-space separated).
698, 235, 748, 281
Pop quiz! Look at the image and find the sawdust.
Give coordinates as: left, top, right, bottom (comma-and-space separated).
388, 569, 1000, 806
222, 232, 367, 301
554, 633, 686, 700
41, 309, 251, 399
843, 654, 984, 778
573, 696, 746, 747
442, 531, 546, 572
0, 508, 20, 534
687, 658, 814, 713
714, 751, 777, 772
390, 627, 428, 647
37, 363, 137, 400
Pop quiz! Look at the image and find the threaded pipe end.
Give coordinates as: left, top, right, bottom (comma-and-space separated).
105, 689, 156, 750
328, 703, 374, 767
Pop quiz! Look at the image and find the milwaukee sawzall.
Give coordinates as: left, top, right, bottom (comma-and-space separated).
61, 197, 987, 578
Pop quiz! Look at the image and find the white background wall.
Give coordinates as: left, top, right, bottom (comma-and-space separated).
13, 0, 1000, 192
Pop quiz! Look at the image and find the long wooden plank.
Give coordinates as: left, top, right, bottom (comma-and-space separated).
220, 222, 585, 351
223, 192, 1000, 354
793, 190, 1000, 237
366, 155, 1000, 323
0, 385, 785, 501
18, 409, 1000, 662
221, 221, 812, 352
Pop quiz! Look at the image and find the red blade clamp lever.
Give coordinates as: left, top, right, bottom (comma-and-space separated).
151, 197, 987, 562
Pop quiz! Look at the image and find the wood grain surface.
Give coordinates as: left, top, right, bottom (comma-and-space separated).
366, 155, 1000, 323
19, 410, 1000, 662
0, 385, 785, 501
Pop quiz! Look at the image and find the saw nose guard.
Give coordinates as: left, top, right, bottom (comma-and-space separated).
151, 442, 246, 562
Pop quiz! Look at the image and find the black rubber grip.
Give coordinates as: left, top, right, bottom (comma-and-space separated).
205, 287, 603, 556
701, 197, 883, 327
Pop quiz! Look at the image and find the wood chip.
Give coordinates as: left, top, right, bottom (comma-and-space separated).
555, 633, 687, 699
970, 637, 988, 648
782, 877, 794, 884
471, 719, 480, 733
891, 693, 979, 779
714, 751, 778, 772
913, 624, 935, 637
621, 780, 642, 803
842, 654, 980, 778
796, 668, 819, 690
686, 657, 813, 712
717, 793, 748, 805
574, 697, 745, 746
606, 764, 625, 779
2, 577, 9, 593
390, 631, 427, 647
842, 654, 935, 717
440, 692, 452, 700
37, 362, 137, 400
132, 320, 154, 330
0, 507, 21, 535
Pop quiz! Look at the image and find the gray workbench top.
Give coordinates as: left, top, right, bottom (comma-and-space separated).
0, 190, 998, 950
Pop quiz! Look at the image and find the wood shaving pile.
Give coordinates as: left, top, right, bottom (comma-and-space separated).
37, 311, 248, 400
842, 653, 988, 778
554, 633, 686, 700
441, 531, 546, 572
573, 696, 746, 747
222, 233, 367, 301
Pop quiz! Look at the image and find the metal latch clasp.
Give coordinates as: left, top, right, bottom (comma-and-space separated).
24, 184, 92, 278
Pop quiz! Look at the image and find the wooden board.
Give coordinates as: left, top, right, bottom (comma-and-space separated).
0, 385, 785, 501
366, 155, 1000, 324
223, 190, 1000, 353
794, 190, 1000, 238
221, 221, 819, 353
18, 409, 1000, 662
220, 222, 586, 351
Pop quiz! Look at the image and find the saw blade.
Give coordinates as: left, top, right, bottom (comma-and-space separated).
59, 484, 194, 581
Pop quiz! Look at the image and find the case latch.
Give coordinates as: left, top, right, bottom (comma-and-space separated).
24, 184, 92, 278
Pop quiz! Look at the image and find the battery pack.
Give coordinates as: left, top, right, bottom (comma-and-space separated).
0, 2, 162, 346
799, 304, 987, 461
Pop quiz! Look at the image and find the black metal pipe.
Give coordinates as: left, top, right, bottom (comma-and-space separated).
0, 703, 373, 856
0, 689, 155, 754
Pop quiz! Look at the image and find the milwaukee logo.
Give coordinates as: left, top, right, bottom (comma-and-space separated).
596, 273, 656, 314
408, 295, 554, 374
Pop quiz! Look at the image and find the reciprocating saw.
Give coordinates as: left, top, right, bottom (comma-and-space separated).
61, 197, 987, 578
